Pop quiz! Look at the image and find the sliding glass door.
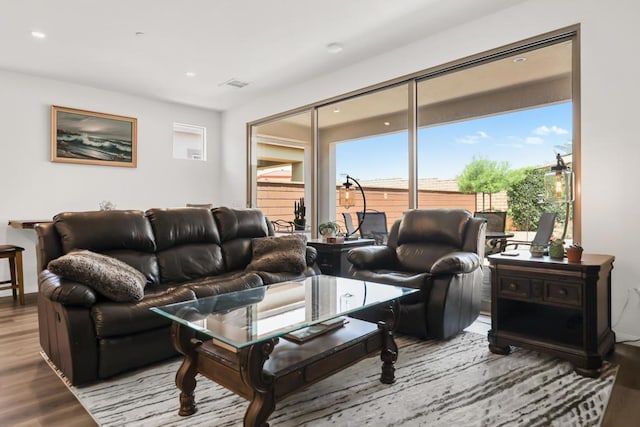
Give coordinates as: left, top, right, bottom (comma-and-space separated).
249, 110, 313, 233
316, 84, 409, 235
248, 28, 579, 247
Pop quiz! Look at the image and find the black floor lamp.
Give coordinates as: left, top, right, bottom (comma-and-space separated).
339, 175, 366, 239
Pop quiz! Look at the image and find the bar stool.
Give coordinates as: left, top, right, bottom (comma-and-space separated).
0, 245, 25, 305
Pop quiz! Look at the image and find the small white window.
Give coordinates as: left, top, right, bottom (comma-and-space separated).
173, 123, 206, 161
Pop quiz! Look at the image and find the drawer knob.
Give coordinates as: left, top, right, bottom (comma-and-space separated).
509, 283, 517, 290
558, 288, 568, 296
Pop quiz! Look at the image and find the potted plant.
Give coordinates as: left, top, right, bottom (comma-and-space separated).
293, 197, 306, 230
566, 243, 583, 263
318, 221, 339, 241
548, 238, 564, 260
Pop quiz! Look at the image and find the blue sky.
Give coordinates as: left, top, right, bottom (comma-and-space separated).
336, 102, 573, 181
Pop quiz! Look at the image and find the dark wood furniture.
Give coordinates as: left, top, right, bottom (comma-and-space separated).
0, 245, 25, 305
173, 317, 395, 425
307, 238, 375, 277
488, 252, 615, 377
152, 276, 417, 426
8, 219, 52, 229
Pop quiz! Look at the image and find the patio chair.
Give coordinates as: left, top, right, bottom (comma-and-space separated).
270, 219, 295, 233
356, 210, 388, 245
504, 211, 557, 250
342, 212, 356, 235
474, 211, 508, 255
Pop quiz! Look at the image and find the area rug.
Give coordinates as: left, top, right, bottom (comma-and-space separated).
56, 332, 616, 426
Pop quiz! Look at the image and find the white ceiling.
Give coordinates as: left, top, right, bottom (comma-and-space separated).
1, 0, 529, 111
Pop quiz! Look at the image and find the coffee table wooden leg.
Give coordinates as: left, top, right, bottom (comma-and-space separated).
245, 389, 275, 427
379, 303, 398, 384
242, 339, 278, 427
171, 320, 202, 416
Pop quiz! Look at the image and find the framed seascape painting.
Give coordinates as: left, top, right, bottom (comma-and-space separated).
51, 105, 137, 167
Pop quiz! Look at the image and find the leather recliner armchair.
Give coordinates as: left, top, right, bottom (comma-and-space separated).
347, 208, 486, 340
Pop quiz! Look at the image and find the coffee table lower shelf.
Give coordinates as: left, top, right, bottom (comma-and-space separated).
171, 317, 398, 427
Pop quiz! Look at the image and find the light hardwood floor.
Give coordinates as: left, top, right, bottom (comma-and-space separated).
0, 294, 96, 427
1, 294, 638, 426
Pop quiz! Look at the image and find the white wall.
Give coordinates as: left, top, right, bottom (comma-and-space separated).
221, 0, 640, 341
0, 70, 221, 294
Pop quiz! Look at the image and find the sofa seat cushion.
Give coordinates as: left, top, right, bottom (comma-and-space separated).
47, 250, 147, 302
183, 271, 264, 298
247, 235, 307, 273
91, 287, 196, 338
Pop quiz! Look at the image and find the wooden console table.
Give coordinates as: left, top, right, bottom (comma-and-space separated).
8, 219, 52, 229
487, 252, 615, 377
307, 238, 375, 277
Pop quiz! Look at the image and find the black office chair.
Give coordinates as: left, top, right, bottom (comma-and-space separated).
356, 211, 388, 245
504, 212, 557, 250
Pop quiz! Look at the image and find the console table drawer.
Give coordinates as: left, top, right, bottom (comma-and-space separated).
499, 277, 530, 298
545, 282, 582, 307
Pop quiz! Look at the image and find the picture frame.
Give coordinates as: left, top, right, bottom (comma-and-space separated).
51, 105, 137, 167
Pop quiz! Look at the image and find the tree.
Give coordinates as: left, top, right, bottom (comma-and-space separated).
456, 157, 513, 210
507, 167, 551, 231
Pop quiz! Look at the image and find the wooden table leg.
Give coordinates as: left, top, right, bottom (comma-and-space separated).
171, 320, 202, 416
242, 339, 278, 427
378, 302, 398, 384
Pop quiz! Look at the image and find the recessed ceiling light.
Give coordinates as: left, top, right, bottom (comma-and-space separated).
185, 72, 196, 77
333, 107, 340, 113
326, 42, 343, 54
512, 57, 527, 63
384, 121, 390, 126
31, 31, 46, 39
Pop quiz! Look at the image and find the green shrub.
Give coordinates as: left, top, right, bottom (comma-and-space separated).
507, 168, 548, 231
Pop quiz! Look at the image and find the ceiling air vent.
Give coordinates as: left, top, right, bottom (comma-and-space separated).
220, 78, 249, 89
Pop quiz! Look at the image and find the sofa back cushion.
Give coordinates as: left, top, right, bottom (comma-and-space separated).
395, 209, 472, 272
146, 208, 225, 283
213, 207, 270, 271
53, 210, 160, 284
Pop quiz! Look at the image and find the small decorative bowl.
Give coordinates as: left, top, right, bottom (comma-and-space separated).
530, 245, 545, 257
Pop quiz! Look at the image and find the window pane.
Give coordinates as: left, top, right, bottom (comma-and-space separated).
417, 40, 573, 241
173, 123, 206, 160
250, 111, 312, 234
317, 84, 409, 235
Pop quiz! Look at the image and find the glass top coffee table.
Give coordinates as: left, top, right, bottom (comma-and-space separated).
151, 275, 418, 426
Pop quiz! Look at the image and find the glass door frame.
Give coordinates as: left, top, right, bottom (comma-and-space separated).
247, 25, 581, 242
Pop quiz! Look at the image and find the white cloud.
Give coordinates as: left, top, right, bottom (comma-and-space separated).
456, 131, 489, 144
533, 125, 569, 136
497, 142, 524, 148
526, 136, 544, 145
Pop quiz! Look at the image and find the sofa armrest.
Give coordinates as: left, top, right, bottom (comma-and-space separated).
347, 246, 398, 270
430, 252, 480, 275
39, 270, 97, 308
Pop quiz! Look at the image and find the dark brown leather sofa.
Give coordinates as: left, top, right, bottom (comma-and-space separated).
347, 209, 486, 340
36, 207, 319, 385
